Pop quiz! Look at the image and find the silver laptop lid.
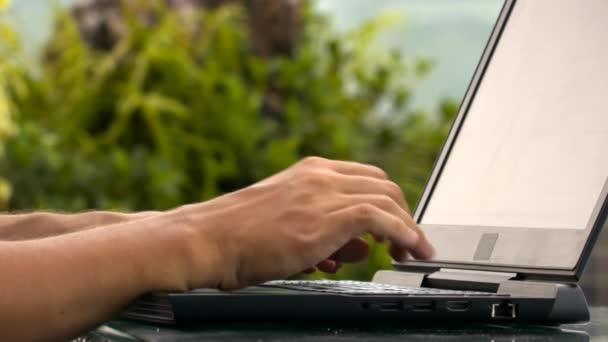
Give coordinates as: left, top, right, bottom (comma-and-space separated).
401, 0, 608, 280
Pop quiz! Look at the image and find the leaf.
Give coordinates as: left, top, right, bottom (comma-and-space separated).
0, 23, 19, 50
0, 178, 11, 208
415, 58, 434, 77
142, 92, 188, 118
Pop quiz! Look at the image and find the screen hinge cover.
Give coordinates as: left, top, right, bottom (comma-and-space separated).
372, 268, 517, 292
432, 268, 517, 283
425, 268, 517, 292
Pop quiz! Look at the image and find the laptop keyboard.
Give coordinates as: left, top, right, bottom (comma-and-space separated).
261, 280, 507, 297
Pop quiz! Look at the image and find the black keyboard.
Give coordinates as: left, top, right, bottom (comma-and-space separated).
261, 280, 507, 297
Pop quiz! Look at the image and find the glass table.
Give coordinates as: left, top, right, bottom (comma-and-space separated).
79, 307, 608, 342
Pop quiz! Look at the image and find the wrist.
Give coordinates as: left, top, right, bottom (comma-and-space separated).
134, 209, 224, 292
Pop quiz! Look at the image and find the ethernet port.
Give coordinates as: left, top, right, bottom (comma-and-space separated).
491, 301, 517, 319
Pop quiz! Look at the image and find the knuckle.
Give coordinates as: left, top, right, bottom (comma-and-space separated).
370, 165, 389, 179
300, 156, 327, 166
386, 181, 404, 199
384, 213, 403, 232
351, 203, 378, 221
300, 170, 332, 188
376, 194, 396, 209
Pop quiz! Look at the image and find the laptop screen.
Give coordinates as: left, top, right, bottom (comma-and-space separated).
421, 0, 608, 230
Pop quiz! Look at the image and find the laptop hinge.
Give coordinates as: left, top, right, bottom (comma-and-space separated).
425, 268, 517, 292
372, 268, 517, 292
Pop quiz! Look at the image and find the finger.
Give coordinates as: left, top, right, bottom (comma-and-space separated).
323, 194, 398, 215
305, 157, 389, 180
326, 203, 420, 253
329, 237, 369, 263
334, 194, 434, 260
302, 267, 317, 274
319, 260, 342, 274
404, 233, 435, 260
392, 207, 435, 260
330, 173, 411, 214
389, 242, 410, 263
317, 259, 338, 273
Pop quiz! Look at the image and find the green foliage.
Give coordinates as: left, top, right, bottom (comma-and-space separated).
0, 3, 456, 280
0, 6, 18, 208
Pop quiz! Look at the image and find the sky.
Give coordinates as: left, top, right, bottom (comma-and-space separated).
316, 0, 503, 109
4, 0, 503, 110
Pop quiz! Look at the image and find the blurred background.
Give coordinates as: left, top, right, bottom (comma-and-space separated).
0, 0, 605, 305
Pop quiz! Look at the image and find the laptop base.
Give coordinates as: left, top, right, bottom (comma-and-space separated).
122, 275, 589, 325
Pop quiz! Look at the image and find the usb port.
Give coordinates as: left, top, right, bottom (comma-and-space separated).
446, 301, 470, 312
380, 301, 403, 312
491, 301, 517, 319
412, 302, 435, 312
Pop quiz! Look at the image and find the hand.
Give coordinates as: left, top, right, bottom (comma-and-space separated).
174, 157, 434, 290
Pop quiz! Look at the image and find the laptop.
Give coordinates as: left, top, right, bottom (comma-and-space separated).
123, 0, 608, 325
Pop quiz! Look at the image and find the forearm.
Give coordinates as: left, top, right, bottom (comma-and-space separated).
0, 211, 160, 241
0, 211, 206, 342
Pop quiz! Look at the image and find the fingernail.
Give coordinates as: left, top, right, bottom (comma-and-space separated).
426, 244, 436, 259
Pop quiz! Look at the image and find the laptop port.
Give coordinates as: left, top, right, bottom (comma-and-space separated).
379, 301, 403, 312
446, 301, 470, 312
412, 302, 435, 312
491, 301, 517, 319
